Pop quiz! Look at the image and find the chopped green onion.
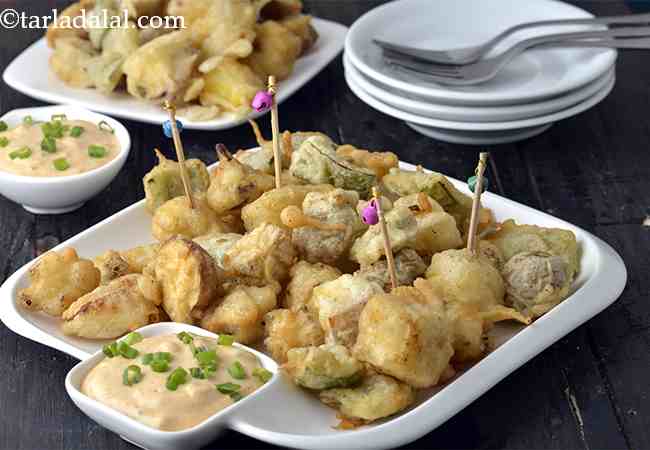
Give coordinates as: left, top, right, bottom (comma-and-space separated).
177, 331, 194, 344
51, 114, 67, 122
253, 368, 273, 384
117, 341, 139, 359
0, 121, 7, 132
23, 116, 33, 126
142, 353, 154, 365
192, 345, 208, 356
9, 147, 31, 160
41, 121, 66, 138
0, 137, 9, 148
88, 145, 107, 158
166, 367, 188, 391
230, 392, 244, 402
53, 158, 70, 171
190, 367, 206, 379
41, 137, 57, 153
103, 342, 118, 358
154, 352, 172, 362
196, 350, 217, 366
122, 365, 143, 386
98, 120, 114, 133
216, 382, 241, 395
228, 361, 247, 380
151, 359, 170, 373
218, 335, 235, 346
70, 126, 84, 138
124, 332, 143, 346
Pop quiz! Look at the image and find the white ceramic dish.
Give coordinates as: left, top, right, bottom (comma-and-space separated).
406, 122, 553, 145
0, 105, 130, 214
345, 0, 617, 106
0, 157, 627, 449
344, 66, 616, 131
3, 18, 347, 130
66, 322, 280, 450
344, 53, 616, 123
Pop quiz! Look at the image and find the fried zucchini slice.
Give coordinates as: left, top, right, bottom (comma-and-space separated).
280, 14, 318, 55
119, 243, 160, 273
154, 238, 221, 324
46, 0, 93, 48
50, 37, 98, 88
200, 58, 264, 114
244, 20, 302, 81
264, 309, 324, 362
193, 233, 242, 269
93, 250, 134, 284
143, 149, 211, 214
283, 260, 341, 312
356, 248, 426, 292
319, 374, 415, 423
284, 344, 363, 390
152, 194, 228, 241
18, 248, 100, 317
62, 274, 162, 339
200, 285, 278, 344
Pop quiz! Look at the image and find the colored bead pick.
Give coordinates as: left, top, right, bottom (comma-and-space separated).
162, 120, 183, 138
252, 90, 274, 113
362, 199, 379, 225
467, 175, 489, 193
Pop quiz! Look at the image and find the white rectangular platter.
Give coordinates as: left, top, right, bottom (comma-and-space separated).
0, 159, 627, 449
2, 18, 347, 130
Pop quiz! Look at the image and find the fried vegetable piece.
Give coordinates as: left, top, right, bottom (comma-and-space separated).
280, 14, 318, 55
123, 30, 199, 100
336, 145, 398, 179
319, 374, 415, 423
223, 223, 296, 282
87, 23, 141, 93
119, 243, 160, 273
200, 58, 264, 114
18, 248, 100, 317
207, 145, 275, 214
353, 281, 454, 388
502, 251, 573, 318
349, 206, 418, 266
200, 285, 278, 344
122, 0, 167, 18
283, 261, 341, 311
245, 20, 302, 81
264, 309, 324, 363
62, 274, 162, 339
289, 189, 367, 264
154, 238, 221, 324
258, 0, 303, 20
193, 233, 242, 269
143, 149, 211, 213
46, 0, 93, 48
284, 344, 363, 390
310, 274, 384, 348
152, 194, 228, 241
425, 249, 529, 362
393, 193, 462, 255
356, 248, 426, 291
50, 37, 98, 88
93, 250, 134, 284
241, 184, 333, 231
85, 0, 122, 49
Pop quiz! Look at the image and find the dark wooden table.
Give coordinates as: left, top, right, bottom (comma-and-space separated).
0, 1, 648, 449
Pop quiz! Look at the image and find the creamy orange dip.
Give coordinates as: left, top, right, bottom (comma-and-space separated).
81, 334, 267, 431
0, 118, 119, 177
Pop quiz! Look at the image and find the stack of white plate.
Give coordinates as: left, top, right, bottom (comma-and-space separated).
344, 0, 617, 145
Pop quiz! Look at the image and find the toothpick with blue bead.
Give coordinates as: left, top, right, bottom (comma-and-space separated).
162, 101, 194, 209
252, 75, 282, 189
467, 152, 489, 255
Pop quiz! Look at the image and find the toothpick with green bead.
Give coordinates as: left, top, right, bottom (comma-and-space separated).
467, 152, 489, 255
162, 101, 194, 209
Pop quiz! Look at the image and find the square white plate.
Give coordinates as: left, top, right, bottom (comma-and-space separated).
0, 158, 627, 449
2, 18, 347, 130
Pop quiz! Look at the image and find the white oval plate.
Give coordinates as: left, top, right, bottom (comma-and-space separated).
406, 122, 553, 145
2, 18, 347, 130
0, 156, 627, 449
345, 0, 617, 106
344, 53, 615, 123
345, 66, 616, 131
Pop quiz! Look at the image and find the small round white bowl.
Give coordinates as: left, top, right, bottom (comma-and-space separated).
0, 105, 130, 214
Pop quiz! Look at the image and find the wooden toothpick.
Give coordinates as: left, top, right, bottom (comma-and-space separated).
163, 101, 194, 209
467, 152, 489, 254
373, 187, 398, 290
268, 76, 282, 189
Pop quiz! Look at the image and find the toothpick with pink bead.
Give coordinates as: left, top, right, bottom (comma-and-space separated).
361, 187, 398, 290
252, 76, 282, 189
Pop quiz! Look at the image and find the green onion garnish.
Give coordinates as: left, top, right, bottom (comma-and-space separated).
23, 116, 33, 126
142, 351, 172, 366
103, 342, 118, 358
51, 114, 67, 122
0, 121, 7, 132
53, 158, 70, 171
88, 145, 108, 158
166, 367, 188, 391
228, 361, 247, 380
117, 341, 139, 359
70, 126, 84, 138
154, 352, 172, 362
122, 365, 143, 386
41, 137, 57, 153
216, 382, 241, 395
124, 332, 143, 346
218, 335, 235, 346
41, 121, 66, 139
253, 368, 273, 384
190, 367, 206, 379
0, 137, 9, 148
230, 392, 244, 402
9, 147, 31, 160
196, 350, 217, 366
142, 353, 154, 365
151, 359, 170, 373
177, 331, 194, 344
98, 120, 114, 133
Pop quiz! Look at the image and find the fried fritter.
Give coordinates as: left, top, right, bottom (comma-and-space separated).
264, 309, 324, 363
49, 37, 98, 88
284, 344, 363, 390
193, 233, 242, 269
119, 243, 160, 273
93, 250, 134, 284
244, 20, 302, 81
152, 194, 228, 241
283, 260, 341, 312
356, 248, 426, 292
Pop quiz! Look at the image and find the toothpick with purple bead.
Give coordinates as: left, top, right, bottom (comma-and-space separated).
162, 101, 194, 209
466, 152, 489, 255
252, 75, 282, 189
361, 188, 398, 290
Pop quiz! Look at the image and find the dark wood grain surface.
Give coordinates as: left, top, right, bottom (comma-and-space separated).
0, 1, 647, 449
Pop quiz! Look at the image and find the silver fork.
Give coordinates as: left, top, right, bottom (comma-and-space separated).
382, 27, 650, 86
373, 12, 650, 64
